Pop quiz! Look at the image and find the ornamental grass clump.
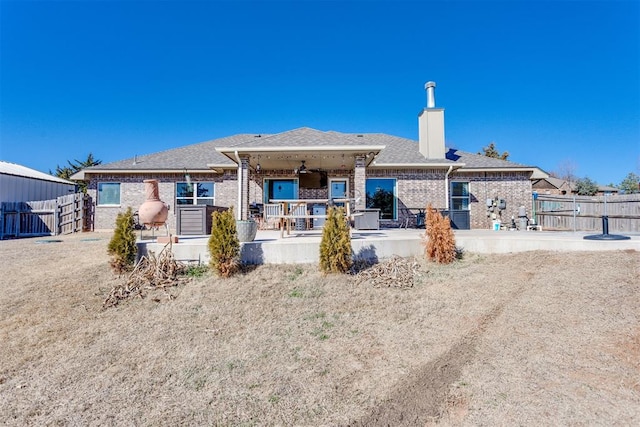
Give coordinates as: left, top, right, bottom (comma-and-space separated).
107, 207, 137, 274
424, 203, 456, 264
319, 206, 352, 274
208, 208, 240, 277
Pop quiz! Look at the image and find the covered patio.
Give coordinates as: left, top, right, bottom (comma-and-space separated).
214, 131, 387, 224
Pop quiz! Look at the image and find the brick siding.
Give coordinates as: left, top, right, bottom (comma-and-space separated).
88, 169, 532, 231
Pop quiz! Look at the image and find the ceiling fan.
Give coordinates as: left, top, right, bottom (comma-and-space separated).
295, 160, 308, 174
294, 160, 326, 174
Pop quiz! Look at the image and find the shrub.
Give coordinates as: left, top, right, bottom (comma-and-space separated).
107, 207, 137, 274
424, 204, 456, 264
208, 207, 240, 277
319, 206, 352, 274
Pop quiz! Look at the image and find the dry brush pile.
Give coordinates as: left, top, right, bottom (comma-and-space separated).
351, 255, 422, 288
103, 243, 189, 308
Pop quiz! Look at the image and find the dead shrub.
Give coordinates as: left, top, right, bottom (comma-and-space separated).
104, 243, 187, 308
423, 204, 456, 264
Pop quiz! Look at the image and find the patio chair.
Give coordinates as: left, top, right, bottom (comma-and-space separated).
288, 202, 310, 230
263, 203, 284, 230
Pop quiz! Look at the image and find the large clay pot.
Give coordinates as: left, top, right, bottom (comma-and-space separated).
236, 220, 258, 242
138, 179, 168, 228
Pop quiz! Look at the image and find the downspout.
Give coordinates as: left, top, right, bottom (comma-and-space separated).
444, 165, 453, 211
234, 151, 242, 220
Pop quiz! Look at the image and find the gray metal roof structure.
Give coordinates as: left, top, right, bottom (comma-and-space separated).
0, 161, 75, 185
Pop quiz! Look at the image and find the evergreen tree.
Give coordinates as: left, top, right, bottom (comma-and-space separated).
53, 153, 102, 193
575, 177, 599, 196
107, 207, 137, 274
208, 208, 240, 277
319, 206, 352, 274
479, 142, 509, 160
619, 172, 640, 194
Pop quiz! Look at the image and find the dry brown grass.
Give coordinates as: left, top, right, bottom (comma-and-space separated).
0, 233, 638, 426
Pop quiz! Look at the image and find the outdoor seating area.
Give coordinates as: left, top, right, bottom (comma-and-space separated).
399, 207, 426, 229
263, 198, 360, 238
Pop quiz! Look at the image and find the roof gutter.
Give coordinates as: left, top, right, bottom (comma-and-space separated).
234, 151, 242, 220
72, 167, 227, 180
369, 162, 465, 168
445, 165, 453, 210
216, 145, 385, 153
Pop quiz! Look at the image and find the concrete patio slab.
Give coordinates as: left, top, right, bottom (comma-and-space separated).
137, 228, 640, 265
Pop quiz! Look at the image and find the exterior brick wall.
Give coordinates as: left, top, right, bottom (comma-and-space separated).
455, 171, 533, 229
88, 169, 533, 231
88, 172, 238, 231
367, 169, 447, 227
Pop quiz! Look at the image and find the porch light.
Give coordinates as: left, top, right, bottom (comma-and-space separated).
255, 163, 261, 173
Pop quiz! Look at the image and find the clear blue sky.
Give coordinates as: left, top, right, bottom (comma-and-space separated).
1, 0, 638, 185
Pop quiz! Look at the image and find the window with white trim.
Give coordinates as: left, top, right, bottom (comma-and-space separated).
176, 182, 215, 205
97, 182, 121, 205
450, 181, 470, 210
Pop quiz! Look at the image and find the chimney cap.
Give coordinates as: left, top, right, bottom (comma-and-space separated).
425, 81, 436, 89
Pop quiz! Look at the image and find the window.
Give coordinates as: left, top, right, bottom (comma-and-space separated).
366, 178, 396, 220
176, 182, 215, 205
450, 181, 470, 210
97, 182, 120, 205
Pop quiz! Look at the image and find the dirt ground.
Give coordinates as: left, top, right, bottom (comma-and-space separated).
0, 232, 638, 426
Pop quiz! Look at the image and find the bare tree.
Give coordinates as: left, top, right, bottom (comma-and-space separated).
553, 159, 578, 191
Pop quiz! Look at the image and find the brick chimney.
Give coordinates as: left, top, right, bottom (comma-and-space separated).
418, 81, 446, 159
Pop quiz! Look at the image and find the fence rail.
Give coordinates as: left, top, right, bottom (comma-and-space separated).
0, 193, 92, 239
534, 194, 640, 233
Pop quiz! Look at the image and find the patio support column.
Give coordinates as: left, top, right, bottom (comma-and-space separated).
354, 154, 366, 211
239, 155, 250, 220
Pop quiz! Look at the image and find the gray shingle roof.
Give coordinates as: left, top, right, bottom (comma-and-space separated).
220, 127, 374, 148
79, 127, 536, 173
81, 134, 257, 173
444, 149, 530, 169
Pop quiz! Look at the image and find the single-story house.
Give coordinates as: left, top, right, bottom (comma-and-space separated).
532, 176, 573, 195
72, 82, 547, 232
533, 176, 620, 196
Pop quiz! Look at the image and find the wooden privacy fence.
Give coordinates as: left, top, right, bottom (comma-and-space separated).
0, 193, 92, 239
534, 194, 640, 233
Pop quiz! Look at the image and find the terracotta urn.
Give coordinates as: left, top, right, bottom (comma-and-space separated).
138, 179, 168, 228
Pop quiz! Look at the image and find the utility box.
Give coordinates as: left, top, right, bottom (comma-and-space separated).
176, 205, 227, 235
354, 209, 380, 230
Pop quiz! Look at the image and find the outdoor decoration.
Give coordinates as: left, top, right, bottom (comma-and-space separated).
138, 179, 168, 228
